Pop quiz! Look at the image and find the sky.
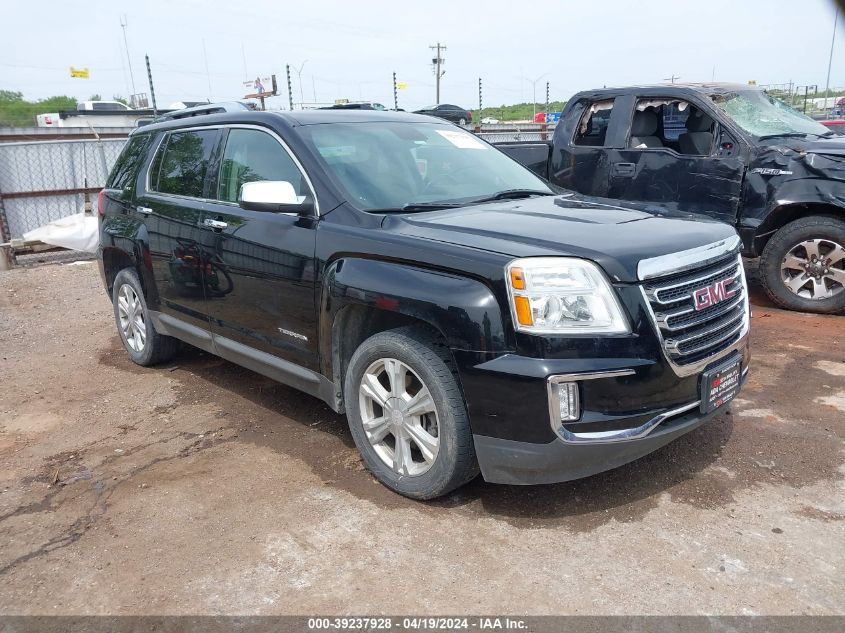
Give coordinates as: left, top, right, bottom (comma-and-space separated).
2, 0, 843, 112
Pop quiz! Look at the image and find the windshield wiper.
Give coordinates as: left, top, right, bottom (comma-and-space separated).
369, 202, 466, 213
368, 190, 553, 213
467, 189, 554, 204
757, 132, 808, 141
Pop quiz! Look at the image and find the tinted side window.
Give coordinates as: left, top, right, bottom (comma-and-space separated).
107, 134, 151, 190
217, 128, 304, 203
154, 130, 218, 197
573, 100, 614, 147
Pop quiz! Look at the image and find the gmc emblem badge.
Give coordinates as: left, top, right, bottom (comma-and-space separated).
692, 278, 736, 311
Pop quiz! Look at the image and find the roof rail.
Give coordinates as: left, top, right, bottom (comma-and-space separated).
158, 102, 254, 121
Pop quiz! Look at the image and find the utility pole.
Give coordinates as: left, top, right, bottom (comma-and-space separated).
145, 55, 157, 115
478, 77, 482, 120
525, 73, 547, 118
797, 85, 819, 113
429, 43, 446, 104
119, 16, 137, 105
824, 6, 839, 115
286, 64, 294, 111
393, 72, 399, 110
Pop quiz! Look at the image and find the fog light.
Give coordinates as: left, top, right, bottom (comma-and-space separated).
554, 381, 580, 422
557, 382, 579, 421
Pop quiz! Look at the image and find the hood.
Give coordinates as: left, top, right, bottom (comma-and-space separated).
804, 137, 845, 157
750, 136, 845, 185
386, 195, 737, 282
755, 135, 845, 160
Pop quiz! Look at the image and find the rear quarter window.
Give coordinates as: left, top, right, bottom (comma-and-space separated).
151, 129, 219, 198
107, 134, 152, 191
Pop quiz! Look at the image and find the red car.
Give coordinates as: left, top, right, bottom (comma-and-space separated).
820, 119, 845, 134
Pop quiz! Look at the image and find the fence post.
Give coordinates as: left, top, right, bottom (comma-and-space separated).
0, 189, 11, 270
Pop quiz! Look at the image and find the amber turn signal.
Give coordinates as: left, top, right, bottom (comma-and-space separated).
510, 267, 526, 290
514, 296, 533, 326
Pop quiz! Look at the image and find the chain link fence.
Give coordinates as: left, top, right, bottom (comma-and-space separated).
0, 138, 127, 242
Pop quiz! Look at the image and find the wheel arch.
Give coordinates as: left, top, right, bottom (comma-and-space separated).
101, 246, 140, 295
320, 257, 509, 413
754, 201, 845, 255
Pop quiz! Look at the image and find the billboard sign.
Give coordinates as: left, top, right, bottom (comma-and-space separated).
243, 76, 275, 97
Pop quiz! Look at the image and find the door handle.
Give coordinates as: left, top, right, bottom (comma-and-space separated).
203, 218, 228, 230
612, 162, 636, 176
135, 205, 153, 215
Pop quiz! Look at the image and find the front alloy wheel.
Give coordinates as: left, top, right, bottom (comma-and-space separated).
359, 358, 440, 476
344, 327, 479, 499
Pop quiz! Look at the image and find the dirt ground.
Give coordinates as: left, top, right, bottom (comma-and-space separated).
0, 260, 843, 616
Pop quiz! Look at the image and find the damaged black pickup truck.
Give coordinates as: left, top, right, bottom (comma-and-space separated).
499, 83, 845, 314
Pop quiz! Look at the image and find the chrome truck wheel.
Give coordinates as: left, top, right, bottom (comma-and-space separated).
760, 216, 845, 314
779, 238, 845, 300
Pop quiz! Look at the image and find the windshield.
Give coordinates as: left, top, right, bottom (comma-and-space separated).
710, 90, 831, 139
301, 121, 552, 211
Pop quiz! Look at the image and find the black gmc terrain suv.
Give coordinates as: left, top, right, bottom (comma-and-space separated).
98, 103, 750, 499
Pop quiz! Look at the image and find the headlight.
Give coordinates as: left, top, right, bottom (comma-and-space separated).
506, 257, 630, 334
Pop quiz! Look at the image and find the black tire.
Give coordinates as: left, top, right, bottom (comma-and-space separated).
112, 268, 180, 366
759, 215, 845, 314
343, 326, 479, 500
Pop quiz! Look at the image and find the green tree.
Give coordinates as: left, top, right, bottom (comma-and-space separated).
0, 94, 77, 127
0, 91, 24, 103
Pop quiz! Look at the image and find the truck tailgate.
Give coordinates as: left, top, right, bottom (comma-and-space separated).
495, 141, 552, 179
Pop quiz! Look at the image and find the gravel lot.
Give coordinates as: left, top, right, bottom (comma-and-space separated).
0, 261, 843, 615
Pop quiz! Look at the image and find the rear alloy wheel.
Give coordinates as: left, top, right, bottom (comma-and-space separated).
117, 283, 146, 353
344, 327, 478, 499
760, 216, 845, 314
112, 268, 180, 366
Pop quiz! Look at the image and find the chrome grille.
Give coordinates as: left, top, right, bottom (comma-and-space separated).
643, 253, 749, 374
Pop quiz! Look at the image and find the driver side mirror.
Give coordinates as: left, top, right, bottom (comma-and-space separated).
239, 181, 315, 216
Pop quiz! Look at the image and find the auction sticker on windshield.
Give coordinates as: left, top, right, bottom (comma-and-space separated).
436, 129, 486, 149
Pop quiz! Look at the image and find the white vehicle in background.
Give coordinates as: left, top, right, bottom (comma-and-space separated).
37, 101, 142, 128
76, 100, 131, 111
480, 117, 500, 124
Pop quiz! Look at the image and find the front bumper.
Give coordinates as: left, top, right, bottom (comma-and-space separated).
473, 401, 728, 485
454, 339, 750, 485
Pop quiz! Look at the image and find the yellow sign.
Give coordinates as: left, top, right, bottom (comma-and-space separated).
397, 82, 408, 90
747, 79, 757, 86
70, 67, 90, 79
